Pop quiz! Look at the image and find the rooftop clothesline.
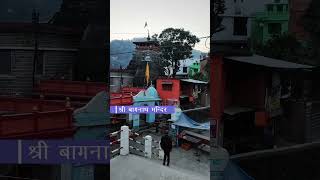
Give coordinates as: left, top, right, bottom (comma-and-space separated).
111, 48, 210, 56
0, 175, 40, 180
110, 33, 209, 39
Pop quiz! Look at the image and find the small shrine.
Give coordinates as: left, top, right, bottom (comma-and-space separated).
129, 85, 161, 128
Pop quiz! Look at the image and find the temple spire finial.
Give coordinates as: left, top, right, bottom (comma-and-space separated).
147, 29, 150, 41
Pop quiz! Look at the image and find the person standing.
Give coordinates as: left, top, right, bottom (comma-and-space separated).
160, 134, 172, 166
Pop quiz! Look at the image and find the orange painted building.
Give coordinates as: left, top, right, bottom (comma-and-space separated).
156, 78, 181, 103
156, 78, 208, 107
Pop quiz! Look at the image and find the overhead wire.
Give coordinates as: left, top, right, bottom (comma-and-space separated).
110, 36, 211, 55
0, 175, 40, 180
110, 49, 208, 56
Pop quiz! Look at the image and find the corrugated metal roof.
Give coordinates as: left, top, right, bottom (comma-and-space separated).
224, 106, 253, 116
225, 54, 314, 69
180, 79, 208, 84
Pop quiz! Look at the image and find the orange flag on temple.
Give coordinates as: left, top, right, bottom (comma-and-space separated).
145, 62, 150, 86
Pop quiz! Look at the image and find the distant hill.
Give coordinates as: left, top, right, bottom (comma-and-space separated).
110, 40, 135, 69
110, 40, 205, 69
192, 49, 207, 59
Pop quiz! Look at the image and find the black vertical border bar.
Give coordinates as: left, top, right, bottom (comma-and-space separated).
94, 0, 110, 179
210, 1, 214, 180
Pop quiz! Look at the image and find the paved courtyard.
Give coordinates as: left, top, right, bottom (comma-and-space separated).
111, 128, 210, 179
111, 155, 209, 180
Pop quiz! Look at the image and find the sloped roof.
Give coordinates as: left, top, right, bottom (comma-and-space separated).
173, 113, 209, 130
74, 91, 107, 115
145, 86, 159, 98
180, 79, 208, 84
133, 86, 161, 102
225, 54, 314, 69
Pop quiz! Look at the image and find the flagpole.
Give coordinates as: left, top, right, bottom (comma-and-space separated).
145, 62, 149, 87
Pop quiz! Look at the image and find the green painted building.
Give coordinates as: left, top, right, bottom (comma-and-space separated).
251, 0, 289, 46
188, 61, 201, 77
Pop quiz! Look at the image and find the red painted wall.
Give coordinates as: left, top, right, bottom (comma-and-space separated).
0, 109, 74, 138
210, 55, 225, 140
0, 97, 69, 113
156, 78, 180, 102
110, 96, 133, 105
36, 80, 106, 97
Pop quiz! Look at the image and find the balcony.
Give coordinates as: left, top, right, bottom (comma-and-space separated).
0, 109, 75, 139
34, 80, 106, 101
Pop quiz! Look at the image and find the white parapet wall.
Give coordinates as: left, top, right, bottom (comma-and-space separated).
120, 126, 129, 155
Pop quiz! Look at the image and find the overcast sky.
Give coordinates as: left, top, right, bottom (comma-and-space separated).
110, 0, 210, 52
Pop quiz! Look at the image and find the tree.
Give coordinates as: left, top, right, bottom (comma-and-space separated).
158, 28, 200, 77
255, 33, 315, 65
191, 72, 208, 81
256, 34, 301, 62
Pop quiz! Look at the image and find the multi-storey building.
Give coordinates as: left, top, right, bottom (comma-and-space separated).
251, 0, 289, 46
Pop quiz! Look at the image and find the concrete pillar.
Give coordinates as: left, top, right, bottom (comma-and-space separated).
144, 135, 152, 158
158, 141, 164, 160
210, 54, 225, 147
120, 126, 129, 155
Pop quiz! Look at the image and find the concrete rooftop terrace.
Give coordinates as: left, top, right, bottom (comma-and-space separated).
110, 129, 210, 180
111, 154, 209, 180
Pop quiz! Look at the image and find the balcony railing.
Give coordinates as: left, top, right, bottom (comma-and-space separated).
0, 97, 83, 113
35, 80, 106, 100
0, 109, 75, 138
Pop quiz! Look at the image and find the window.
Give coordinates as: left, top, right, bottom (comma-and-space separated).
285, 5, 288, 11
233, 17, 248, 36
0, 50, 11, 74
268, 23, 282, 35
183, 67, 187, 73
277, 5, 283, 12
162, 84, 173, 91
35, 51, 44, 75
267, 5, 273, 12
